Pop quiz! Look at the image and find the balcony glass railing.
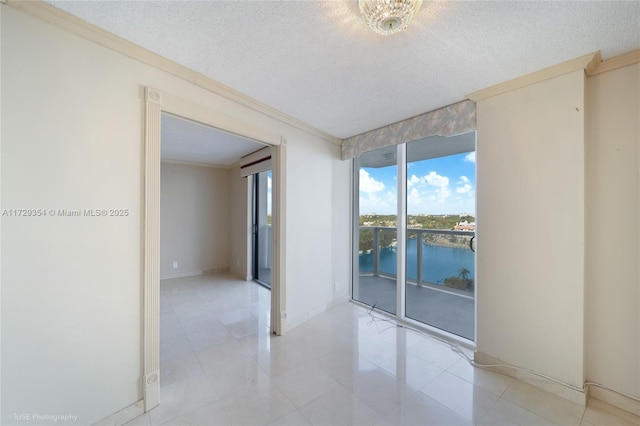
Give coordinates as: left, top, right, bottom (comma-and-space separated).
357, 226, 475, 339
359, 227, 475, 290
358, 226, 398, 277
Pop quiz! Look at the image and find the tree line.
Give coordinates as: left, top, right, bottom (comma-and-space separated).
359, 214, 475, 252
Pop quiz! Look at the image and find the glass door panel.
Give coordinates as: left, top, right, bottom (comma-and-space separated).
353, 146, 397, 314
405, 138, 476, 339
254, 170, 272, 288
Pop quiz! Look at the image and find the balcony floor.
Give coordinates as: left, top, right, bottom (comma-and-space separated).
355, 275, 475, 340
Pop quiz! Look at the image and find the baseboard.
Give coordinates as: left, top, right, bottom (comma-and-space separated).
474, 352, 587, 406
281, 301, 333, 334
589, 384, 640, 418
160, 267, 230, 280
204, 267, 230, 275
229, 269, 251, 281
281, 311, 310, 334
328, 294, 350, 308
93, 400, 144, 426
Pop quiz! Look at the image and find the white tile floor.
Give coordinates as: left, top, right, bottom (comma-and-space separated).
127, 274, 639, 426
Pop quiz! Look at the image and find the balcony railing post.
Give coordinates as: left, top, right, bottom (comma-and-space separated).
417, 231, 423, 287
373, 227, 380, 276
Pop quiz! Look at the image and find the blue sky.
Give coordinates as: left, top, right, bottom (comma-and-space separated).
359, 151, 475, 215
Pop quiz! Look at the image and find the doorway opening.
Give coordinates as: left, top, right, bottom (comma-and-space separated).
144, 88, 285, 411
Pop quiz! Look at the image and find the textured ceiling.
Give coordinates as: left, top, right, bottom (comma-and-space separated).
161, 113, 266, 166
48, 1, 640, 140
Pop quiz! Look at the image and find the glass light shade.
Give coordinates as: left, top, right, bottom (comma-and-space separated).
359, 0, 423, 35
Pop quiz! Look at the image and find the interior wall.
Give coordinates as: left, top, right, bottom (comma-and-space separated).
585, 63, 640, 398
2, 7, 143, 422
1, 5, 350, 424
332, 146, 352, 301
282, 137, 336, 329
160, 162, 230, 279
476, 70, 586, 388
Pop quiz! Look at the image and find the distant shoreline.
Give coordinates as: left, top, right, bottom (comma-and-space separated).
359, 238, 472, 254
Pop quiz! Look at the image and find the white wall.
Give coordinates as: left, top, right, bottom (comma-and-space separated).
281, 138, 336, 328
476, 70, 586, 388
160, 162, 230, 279
1, 6, 350, 423
2, 7, 144, 422
332, 148, 352, 301
585, 63, 640, 399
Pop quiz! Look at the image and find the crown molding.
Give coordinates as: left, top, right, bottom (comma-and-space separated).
6, 0, 342, 146
467, 51, 601, 102
161, 159, 234, 170
590, 49, 640, 76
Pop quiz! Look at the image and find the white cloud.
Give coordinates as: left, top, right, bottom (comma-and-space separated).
406, 171, 452, 209
408, 171, 449, 191
424, 171, 449, 188
359, 169, 385, 193
464, 152, 476, 163
362, 170, 476, 215
385, 191, 397, 203
359, 190, 397, 214
456, 175, 472, 194
407, 174, 421, 187
421, 171, 451, 204
407, 187, 422, 205
456, 184, 472, 194
455, 175, 474, 196
437, 186, 452, 202
267, 175, 272, 190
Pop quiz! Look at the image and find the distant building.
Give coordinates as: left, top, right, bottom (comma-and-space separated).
454, 220, 476, 231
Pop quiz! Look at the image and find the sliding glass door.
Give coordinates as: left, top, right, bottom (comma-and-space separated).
405, 137, 476, 339
353, 133, 476, 340
353, 146, 398, 314
253, 170, 272, 288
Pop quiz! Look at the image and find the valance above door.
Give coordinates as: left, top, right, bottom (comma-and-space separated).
342, 100, 476, 161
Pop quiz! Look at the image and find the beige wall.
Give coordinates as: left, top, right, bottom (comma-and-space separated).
2, 6, 144, 421
476, 70, 586, 388
160, 162, 230, 279
585, 63, 640, 398
1, 6, 350, 423
476, 63, 640, 403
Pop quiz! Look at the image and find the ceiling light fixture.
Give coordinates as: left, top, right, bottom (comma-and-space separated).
359, 0, 423, 35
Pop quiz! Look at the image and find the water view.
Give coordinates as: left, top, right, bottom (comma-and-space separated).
359, 238, 475, 285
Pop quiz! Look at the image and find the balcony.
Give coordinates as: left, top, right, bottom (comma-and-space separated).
355, 226, 475, 340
